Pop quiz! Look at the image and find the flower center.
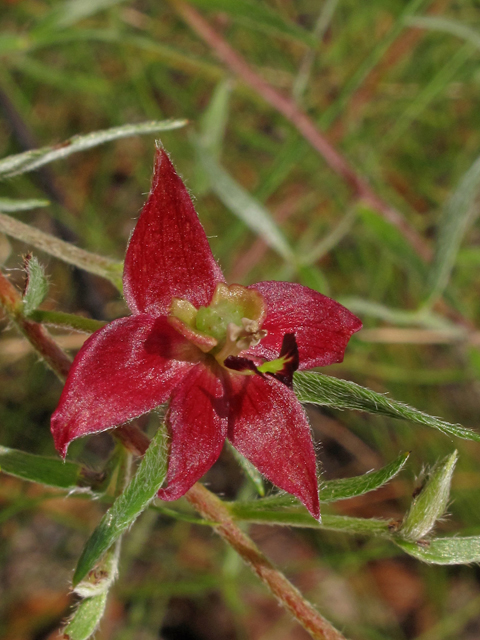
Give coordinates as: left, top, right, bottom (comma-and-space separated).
168, 283, 267, 366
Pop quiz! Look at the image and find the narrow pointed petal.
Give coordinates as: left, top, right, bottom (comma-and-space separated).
158, 362, 228, 501
248, 281, 362, 369
123, 148, 225, 316
51, 316, 200, 457
227, 374, 320, 519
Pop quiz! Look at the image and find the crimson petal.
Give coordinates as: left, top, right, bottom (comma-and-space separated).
248, 281, 362, 369
51, 315, 199, 457
158, 362, 228, 501
123, 148, 225, 317
227, 374, 320, 520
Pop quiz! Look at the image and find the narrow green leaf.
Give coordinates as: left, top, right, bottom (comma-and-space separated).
73, 425, 168, 586
400, 451, 458, 541
227, 442, 265, 497
232, 452, 409, 514
0, 445, 84, 490
406, 15, 480, 50
194, 79, 232, 195
0, 197, 49, 212
426, 152, 480, 305
395, 536, 480, 564
46, 0, 128, 29
188, 0, 318, 46
23, 255, 49, 316
294, 371, 480, 443
229, 503, 391, 535
199, 79, 231, 159
195, 143, 296, 264
338, 297, 451, 329
0, 120, 188, 178
0, 212, 123, 291
63, 592, 107, 640
321, 452, 410, 503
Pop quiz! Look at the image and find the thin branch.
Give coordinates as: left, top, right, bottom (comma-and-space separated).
0, 270, 346, 640
0, 212, 123, 289
0, 270, 72, 380
170, 0, 431, 261
185, 483, 348, 640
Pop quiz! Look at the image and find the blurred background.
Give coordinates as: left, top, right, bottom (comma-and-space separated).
1, 1, 480, 638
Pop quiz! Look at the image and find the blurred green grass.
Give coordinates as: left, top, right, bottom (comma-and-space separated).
1, 1, 480, 639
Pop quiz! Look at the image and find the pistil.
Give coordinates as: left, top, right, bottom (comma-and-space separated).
214, 318, 267, 365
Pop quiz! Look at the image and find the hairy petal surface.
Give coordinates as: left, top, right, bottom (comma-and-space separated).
248, 281, 362, 369
227, 373, 320, 519
123, 148, 225, 316
158, 362, 228, 501
51, 316, 199, 457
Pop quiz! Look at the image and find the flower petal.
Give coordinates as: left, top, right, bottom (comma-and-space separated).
158, 362, 228, 501
248, 281, 362, 369
123, 148, 225, 316
227, 373, 320, 519
51, 315, 199, 457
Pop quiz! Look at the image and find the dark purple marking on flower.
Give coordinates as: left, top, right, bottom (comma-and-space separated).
51, 145, 363, 521
224, 355, 263, 376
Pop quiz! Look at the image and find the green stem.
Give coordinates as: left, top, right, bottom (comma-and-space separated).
0, 212, 123, 290
28, 309, 106, 333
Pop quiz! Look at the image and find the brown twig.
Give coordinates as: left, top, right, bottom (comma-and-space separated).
170, 0, 431, 261
0, 270, 72, 380
0, 269, 345, 640
185, 483, 347, 640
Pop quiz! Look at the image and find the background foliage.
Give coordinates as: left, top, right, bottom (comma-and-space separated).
1, 1, 480, 639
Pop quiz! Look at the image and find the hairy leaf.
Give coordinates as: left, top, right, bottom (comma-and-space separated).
0, 120, 187, 178
0, 197, 49, 212
427, 152, 480, 304
0, 212, 123, 290
23, 255, 49, 316
396, 536, 480, 564
400, 451, 457, 541
0, 445, 84, 490
294, 372, 480, 443
73, 425, 168, 586
63, 593, 107, 640
231, 451, 409, 513
229, 505, 392, 535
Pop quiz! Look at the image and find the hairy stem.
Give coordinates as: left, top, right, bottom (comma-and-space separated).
0, 270, 71, 380
0, 212, 123, 290
29, 309, 106, 334
185, 483, 347, 640
0, 270, 347, 639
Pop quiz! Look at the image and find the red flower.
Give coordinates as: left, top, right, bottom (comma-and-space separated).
51, 148, 361, 519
